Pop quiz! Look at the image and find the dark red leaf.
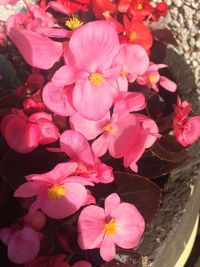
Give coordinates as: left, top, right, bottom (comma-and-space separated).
137, 151, 187, 178
151, 135, 189, 163
150, 22, 177, 46
0, 146, 66, 190
150, 39, 167, 63
146, 93, 165, 120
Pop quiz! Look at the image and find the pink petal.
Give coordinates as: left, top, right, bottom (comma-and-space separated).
29, 112, 52, 122
113, 44, 149, 76
69, 20, 119, 72
70, 112, 108, 140
100, 235, 116, 261
112, 203, 145, 249
159, 76, 177, 92
117, 76, 128, 91
73, 78, 113, 120
23, 211, 46, 231
92, 134, 109, 157
8, 227, 40, 264
35, 27, 71, 38
52, 65, 85, 87
9, 28, 62, 69
104, 193, 120, 217
14, 181, 48, 198
37, 120, 59, 145
40, 182, 87, 219
42, 82, 75, 116
95, 163, 114, 184
78, 205, 105, 249
0, 0, 19, 4
60, 130, 96, 166
3, 115, 40, 153
46, 1, 72, 16
64, 176, 94, 186
182, 116, 200, 145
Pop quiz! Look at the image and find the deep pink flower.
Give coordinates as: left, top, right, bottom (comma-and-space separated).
173, 97, 200, 147
14, 162, 92, 219
113, 44, 149, 91
1, 110, 59, 153
48, 20, 120, 120
21, 211, 46, 231
78, 193, 145, 261
0, 227, 40, 264
70, 104, 141, 158
137, 63, 177, 92
60, 130, 114, 184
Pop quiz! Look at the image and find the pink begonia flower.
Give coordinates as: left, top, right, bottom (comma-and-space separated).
173, 97, 200, 147
14, 162, 92, 219
0, 227, 40, 264
78, 193, 145, 261
137, 63, 177, 93
1, 110, 59, 153
113, 44, 149, 91
23, 98, 46, 115
60, 130, 114, 184
49, 20, 120, 120
70, 104, 141, 158
43, 82, 75, 116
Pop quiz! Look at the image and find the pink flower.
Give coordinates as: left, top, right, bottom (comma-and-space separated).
1, 110, 59, 153
14, 162, 92, 219
137, 63, 177, 92
70, 104, 141, 158
113, 44, 149, 91
173, 97, 200, 147
48, 20, 120, 120
60, 130, 114, 184
0, 227, 40, 264
21, 211, 46, 231
78, 193, 145, 261
0, 0, 19, 5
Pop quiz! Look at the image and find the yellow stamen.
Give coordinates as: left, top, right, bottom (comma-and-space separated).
103, 219, 117, 236
129, 31, 137, 41
89, 72, 104, 86
137, 3, 143, 10
103, 123, 115, 133
149, 74, 156, 83
121, 70, 127, 77
102, 10, 110, 18
65, 17, 83, 30
47, 185, 65, 199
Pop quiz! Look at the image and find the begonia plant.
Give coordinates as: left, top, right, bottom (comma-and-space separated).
0, 0, 200, 266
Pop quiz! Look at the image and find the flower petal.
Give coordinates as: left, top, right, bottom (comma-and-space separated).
159, 76, 177, 92
9, 28, 62, 69
100, 235, 116, 261
14, 181, 48, 198
69, 20, 119, 72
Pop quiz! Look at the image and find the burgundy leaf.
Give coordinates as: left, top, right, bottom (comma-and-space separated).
150, 40, 167, 63
151, 135, 189, 163
0, 146, 66, 190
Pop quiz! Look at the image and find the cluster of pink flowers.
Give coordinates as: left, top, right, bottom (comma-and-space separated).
0, 0, 200, 266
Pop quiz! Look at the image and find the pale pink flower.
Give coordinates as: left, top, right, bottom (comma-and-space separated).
137, 63, 177, 93
173, 97, 200, 147
14, 162, 92, 219
0, 0, 19, 5
78, 193, 145, 261
1, 110, 59, 153
113, 44, 149, 91
60, 130, 114, 184
48, 20, 120, 120
70, 105, 140, 158
0, 227, 40, 264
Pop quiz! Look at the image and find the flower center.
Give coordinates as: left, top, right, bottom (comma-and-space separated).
103, 219, 117, 236
149, 74, 156, 83
129, 31, 137, 41
121, 69, 128, 77
65, 17, 83, 30
47, 185, 65, 199
89, 72, 104, 86
137, 3, 143, 10
103, 123, 115, 133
